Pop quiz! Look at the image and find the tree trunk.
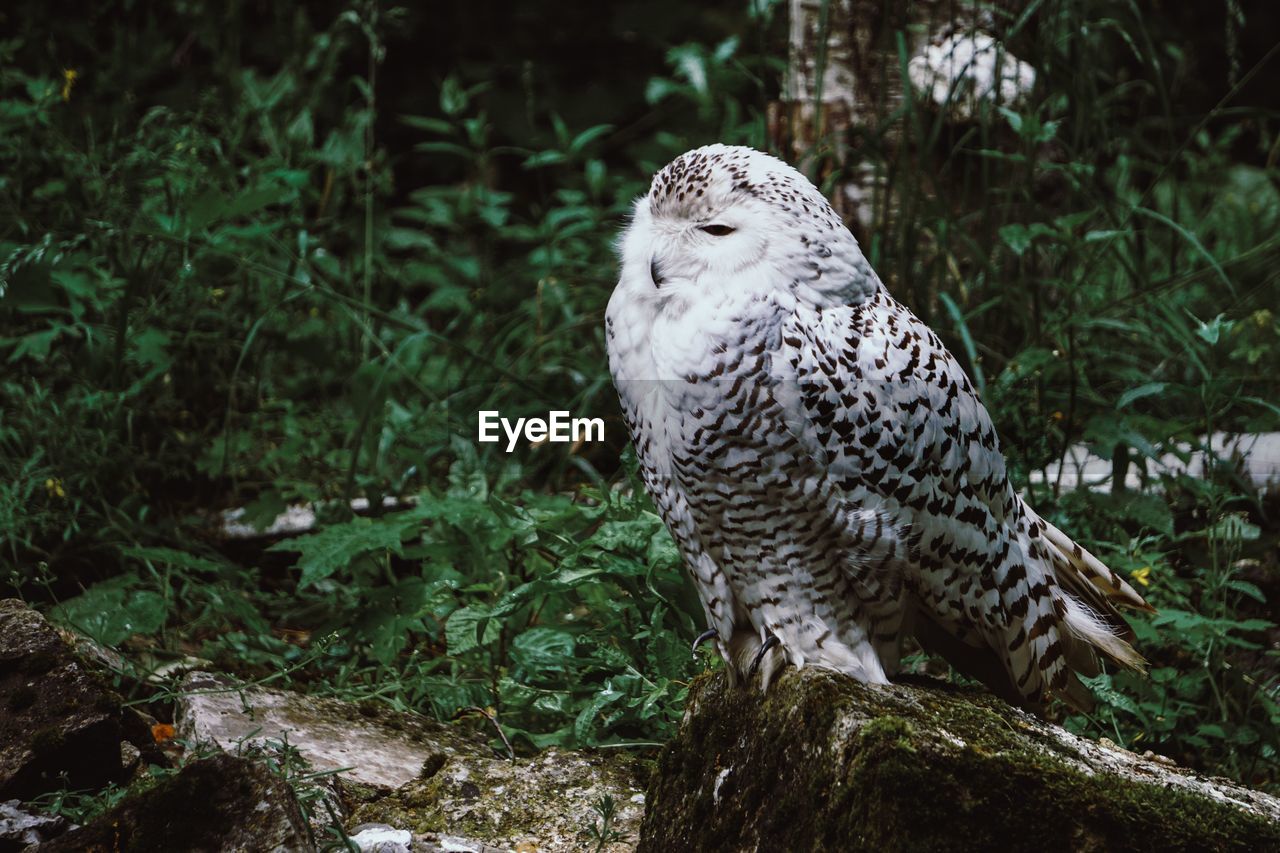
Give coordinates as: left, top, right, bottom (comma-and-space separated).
772, 0, 1028, 246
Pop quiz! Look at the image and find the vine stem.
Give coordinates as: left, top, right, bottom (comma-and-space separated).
362, 0, 379, 364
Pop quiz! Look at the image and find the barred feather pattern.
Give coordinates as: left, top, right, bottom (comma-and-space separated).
605, 144, 1149, 709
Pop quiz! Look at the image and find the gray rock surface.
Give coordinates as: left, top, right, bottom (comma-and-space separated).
0, 599, 156, 801
175, 671, 482, 792
352, 746, 644, 852
0, 799, 71, 847
34, 753, 311, 852
350, 823, 412, 852
175, 672, 644, 851
640, 668, 1280, 852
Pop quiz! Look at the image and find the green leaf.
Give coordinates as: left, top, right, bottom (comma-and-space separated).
445, 605, 499, 655
939, 292, 985, 393
644, 77, 679, 105
999, 224, 1031, 256
128, 327, 172, 373
1133, 206, 1234, 294
400, 114, 457, 135
574, 686, 623, 745
6, 326, 65, 362
523, 150, 566, 169
268, 517, 409, 588
568, 124, 613, 155
1189, 311, 1230, 345
667, 45, 708, 94
998, 107, 1024, 135
511, 627, 576, 673
713, 36, 739, 63
440, 75, 468, 116
121, 546, 230, 575
411, 141, 473, 159
1082, 674, 1143, 718
241, 490, 289, 532
587, 520, 656, 552
50, 576, 169, 646
1224, 579, 1266, 604
1201, 514, 1261, 543
1116, 382, 1167, 410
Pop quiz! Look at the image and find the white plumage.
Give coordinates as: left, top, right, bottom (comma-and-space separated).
606, 144, 1150, 709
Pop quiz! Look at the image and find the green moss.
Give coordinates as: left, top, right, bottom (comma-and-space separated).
639, 670, 1280, 853
350, 745, 647, 847
857, 716, 916, 754
420, 751, 448, 780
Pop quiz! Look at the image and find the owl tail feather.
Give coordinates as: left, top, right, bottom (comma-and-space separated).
1030, 509, 1151, 712
1032, 511, 1154, 615
915, 505, 1153, 715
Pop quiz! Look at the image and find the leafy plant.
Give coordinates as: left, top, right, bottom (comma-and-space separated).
587, 793, 628, 851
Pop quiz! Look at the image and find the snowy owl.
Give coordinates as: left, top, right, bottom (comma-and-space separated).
605, 144, 1150, 710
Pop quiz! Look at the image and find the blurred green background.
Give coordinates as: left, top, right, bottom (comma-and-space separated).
2, 0, 1278, 807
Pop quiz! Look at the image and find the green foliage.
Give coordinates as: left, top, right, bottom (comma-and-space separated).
588, 793, 629, 851
262, 461, 703, 749
1059, 496, 1279, 788
24, 779, 134, 826
1, 0, 1276, 800
49, 574, 168, 647
1, 2, 763, 756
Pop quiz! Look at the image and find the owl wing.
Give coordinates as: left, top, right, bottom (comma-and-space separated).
771, 289, 1148, 708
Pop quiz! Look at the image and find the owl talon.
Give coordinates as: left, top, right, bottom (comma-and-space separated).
692, 628, 719, 658
748, 634, 781, 679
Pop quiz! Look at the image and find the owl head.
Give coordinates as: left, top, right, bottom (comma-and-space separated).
616, 144, 881, 310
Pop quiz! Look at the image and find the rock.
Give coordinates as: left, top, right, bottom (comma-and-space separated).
640, 668, 1280, 852
175, 671, 481, 792
343, 823, 515, 853
350, 823, 413, 852
0, 599, 157, 801
35, 753, 311, 852
173, 672, 644, 850
352, 747, 644, 852
414, 833, 512, 852
0, 799, 71, 847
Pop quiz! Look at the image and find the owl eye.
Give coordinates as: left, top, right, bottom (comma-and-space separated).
699, 224, 736, 236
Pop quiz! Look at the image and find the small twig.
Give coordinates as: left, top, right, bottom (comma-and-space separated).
456, 706, 515, 761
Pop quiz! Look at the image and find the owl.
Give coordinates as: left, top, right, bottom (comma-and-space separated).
605, 144, 1151, 711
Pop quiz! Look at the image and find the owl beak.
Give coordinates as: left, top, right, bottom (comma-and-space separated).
649, 257, 666, 288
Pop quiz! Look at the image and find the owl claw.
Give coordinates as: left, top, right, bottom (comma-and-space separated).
748, 634, 781, 679
692, 628, 719, 658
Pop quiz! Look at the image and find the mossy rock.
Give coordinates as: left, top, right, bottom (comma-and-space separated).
639, 668, 1280, 852
174, 671, 646, 850
0, 598, 158, 800
37, 754, 311, 852
351, 746, 646, 852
